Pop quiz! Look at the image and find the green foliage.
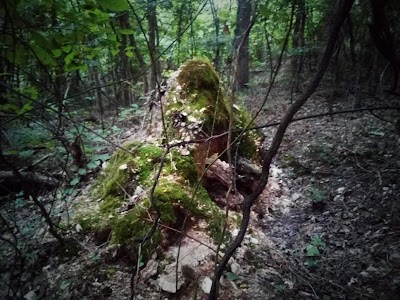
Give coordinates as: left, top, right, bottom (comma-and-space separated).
307, 186, 326, 203
305, 236, 326, 267
225, 272, 239, 281
308, 144, 341, 166
97, 0, 129, 12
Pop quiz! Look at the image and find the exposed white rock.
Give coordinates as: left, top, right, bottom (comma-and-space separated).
141, 260, 159, 282
201, 276, 213, 294
231, 229, 239, 238
158, 265, 184, 293
336, 187, 346, 194
250, 237, 260, 245
292, 193, 302, 201
230, 261, 241, 274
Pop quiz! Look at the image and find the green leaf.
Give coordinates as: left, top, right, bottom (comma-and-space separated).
60, 280, 71, 290
52, 49, 62, 58
259, 3, 270, 17
311, 236, 326, 248
70, 176, 80, 186
225, 272, 239, 281
32, 45, 57, 67
78, 168, 87, 175
305, 258, 317, 267
87, 161, 100, 169
97, 0, 129, 12
18, 101, 33, 114
61, 45, 72, 53
120, 29, 135, 35
18, 150, 34, 159
92, 153, 111, 162
64, 51, 76, 66
111, 49, 119, 56
306, 244, 320, 257
125, 51, 133, 57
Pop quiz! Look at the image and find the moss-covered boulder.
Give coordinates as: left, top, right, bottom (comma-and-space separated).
165, 58, 260, 173
75, 141, 226, 257
75, 58, 258, 258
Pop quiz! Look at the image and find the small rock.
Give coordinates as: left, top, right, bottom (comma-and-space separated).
284, 279, 294, 290
333, 195, 343, 202
24, 291, 37, 300
231, 229, 239, 238
141, 260, 159, 282
201, 277, 213, 294
250, 237, 260, 245
366, 265, 379, 273
292, 193, 302, 201
230, 261, 241, 274
336, 187, 346, 194
158, 264, 184, 293
233, 289, 243, 298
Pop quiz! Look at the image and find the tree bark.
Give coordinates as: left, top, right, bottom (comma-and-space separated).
209, 0, 356, 298
232, 0, 252, 91
291, 0, 306, 92
148, 0, 160, 92
118, 12, 135, 106
369, 0, 400, 93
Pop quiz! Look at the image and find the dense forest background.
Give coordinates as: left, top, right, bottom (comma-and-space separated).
1, 0, 400, 299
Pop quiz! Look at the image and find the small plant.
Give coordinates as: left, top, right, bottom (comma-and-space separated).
305, 236, 326, 267
307, 186, 326, 203
308, 144, 340, 165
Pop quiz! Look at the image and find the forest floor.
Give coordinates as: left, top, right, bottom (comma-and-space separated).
239, 75, 400, 300
1, 72, 400, 300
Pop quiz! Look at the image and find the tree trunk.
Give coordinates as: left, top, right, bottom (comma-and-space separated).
369, 0, 400, 93
128, 30, 149, 94
148, 0, 160, 92
232, 0, 252, 91
118, 12, 135, 106
291, 0, 306, 93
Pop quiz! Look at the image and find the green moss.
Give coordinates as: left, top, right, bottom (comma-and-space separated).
166, 58, 231, 137
135, 144, 164, 182
166, 150, 198, 184
110, 199, 151, 243
233, 105, 261, 160
177, 58, 220, 94
167, 58, 259, 162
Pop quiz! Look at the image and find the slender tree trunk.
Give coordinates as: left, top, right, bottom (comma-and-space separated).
90, 66, 104, 129
128, 30, 149, 94
291, 0, 306, 93
148, 0, 160, 92
118, 12, 135, 106
209, 0, 356, 298
369, 0, 400, 93
232, 0, 252, 91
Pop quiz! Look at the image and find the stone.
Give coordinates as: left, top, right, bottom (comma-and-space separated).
141, 260, 159, 282
231, 229, 239, 238
158, 268, 184, 293
250, 237, 260, 245
336, 187, 346, 194
201, 276, 213, 294
230, 261, 241, 274
292, 193, 302, 201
